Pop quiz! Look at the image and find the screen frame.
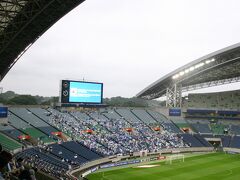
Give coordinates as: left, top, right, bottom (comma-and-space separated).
60, 80, 103, 104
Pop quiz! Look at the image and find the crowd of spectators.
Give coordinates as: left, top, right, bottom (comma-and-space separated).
0, 144, 37, 180
0, 108, 190, 179
15, 147, 74, 180
48, 109, 188, 156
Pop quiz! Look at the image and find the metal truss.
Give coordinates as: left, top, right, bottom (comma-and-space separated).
182, 76, 240, 92
176, 56, 240, 87
0, 0, 85, 81
0, 0, 28, 47
166, 84, 182, 108
0, 1, 27, 33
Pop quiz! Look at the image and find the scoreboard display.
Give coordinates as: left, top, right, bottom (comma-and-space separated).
60, 80, 103, 104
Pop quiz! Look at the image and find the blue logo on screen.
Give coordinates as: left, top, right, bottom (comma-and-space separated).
69, 82, 102, 103
169, 108, 181, 116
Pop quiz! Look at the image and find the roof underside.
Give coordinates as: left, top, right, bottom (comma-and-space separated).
137, 43, 240, 99
0, 0, 85, 80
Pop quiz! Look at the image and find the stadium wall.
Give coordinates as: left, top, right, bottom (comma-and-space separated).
223, 147, 240, 154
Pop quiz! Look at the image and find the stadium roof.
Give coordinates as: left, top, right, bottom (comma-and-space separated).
137, 43, 240, 100
0, 0, 85, 81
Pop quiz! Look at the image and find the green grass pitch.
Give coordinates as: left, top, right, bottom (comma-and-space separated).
87, 153, 240, 180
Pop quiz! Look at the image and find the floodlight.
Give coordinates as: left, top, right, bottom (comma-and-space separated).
189, 66, 195, 71
205, 60, 211, 64
179, 71, 185, 76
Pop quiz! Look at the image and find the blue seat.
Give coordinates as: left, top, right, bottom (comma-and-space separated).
230, 136, 240, 148
49, 144, 87, 165
194, 134, 212, 147
181, 134, 204, 147
62, 141, 102, 160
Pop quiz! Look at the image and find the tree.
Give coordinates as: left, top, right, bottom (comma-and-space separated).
103, 96, 148, 107
0, 91, 16, 101
8, 95, 38, 105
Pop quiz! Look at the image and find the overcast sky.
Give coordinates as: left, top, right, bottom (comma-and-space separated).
1, 0, 240, 98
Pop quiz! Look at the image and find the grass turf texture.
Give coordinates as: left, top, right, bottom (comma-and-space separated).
87, 153, 240, 180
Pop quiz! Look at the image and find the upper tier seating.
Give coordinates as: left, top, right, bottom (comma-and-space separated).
10, 108, 58, 136
0, 132, 22, 151
115, 109, 140, 123
0, 123, 23, 141
146, 110, 169, 122
131, 109, 156, 124
186, 90, 240, 109
8, 112, 53, 143
190, 123, 212, 134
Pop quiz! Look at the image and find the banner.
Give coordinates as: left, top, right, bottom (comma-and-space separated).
169, 108, 181, 116
100, 159, 140, 169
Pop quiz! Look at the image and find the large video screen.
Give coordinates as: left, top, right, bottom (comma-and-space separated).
60, 80, 103, 104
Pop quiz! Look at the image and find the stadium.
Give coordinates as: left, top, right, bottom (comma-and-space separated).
1, 1, 240, 180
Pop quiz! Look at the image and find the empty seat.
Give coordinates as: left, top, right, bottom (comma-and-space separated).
62, 141, 103, 160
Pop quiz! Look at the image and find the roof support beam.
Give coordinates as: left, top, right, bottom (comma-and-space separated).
182, 76, 240, 92
166, 84, 182, 108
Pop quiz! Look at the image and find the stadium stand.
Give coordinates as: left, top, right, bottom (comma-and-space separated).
230, 125, 240, 135
146, 110, 169, 122
0, 123, 24, 141
229, 136, 240, 148
190, 123, 212, 134
218, 135, 231, 147
186, 90, 240, 109
8, 111, 53, 143
15, 147, 71, 178
0, 132, 21, 151
115, 108, 141, 123
2, 107, 240, 179
193, 134, 212, 147
181, 134, 206, 147
210, 123, 226, 135
131, 109, 157, 124
61, 141, 103, 160
48, 108, 188, 154
48, 143, 87, 165
102, 109, 122, 120
10, 108, 59, 137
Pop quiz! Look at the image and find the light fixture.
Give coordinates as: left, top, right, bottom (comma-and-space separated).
205, 60, 211, 64
179, 71, 185, 76
172, 58, 215, 80
189, 66, 195, 71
